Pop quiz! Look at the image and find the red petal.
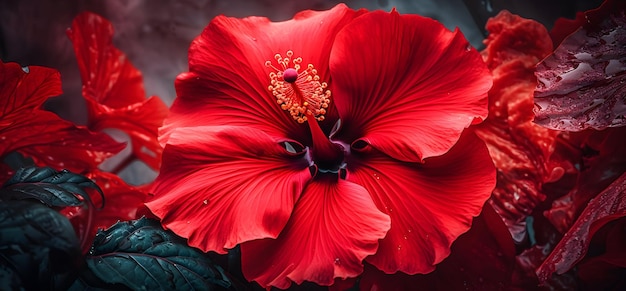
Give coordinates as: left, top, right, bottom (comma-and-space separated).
330, 10, 491, 162
359, 204, 516, 290
347, 131, 495, 274
12, 113, 124, 172
474, 11, 561, 241
537, 172, 626, 283
86, 97, 168, 170
533, 2, 626, 131
88, 171, 149, 231
0, 60, 123, 171
240, 176, 390, 289
0, 61, 61, 116
68, 11, 146, 107
146, 126, 311, 253
162, 4, 362, 145
68, 12, 169, 170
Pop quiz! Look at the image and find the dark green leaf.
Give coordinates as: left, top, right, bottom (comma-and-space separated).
0, 200, 82, 290
1, 166, 103, 208
68, 268, 130, 291
2, 151, 35, 170
86, 218, 231, 291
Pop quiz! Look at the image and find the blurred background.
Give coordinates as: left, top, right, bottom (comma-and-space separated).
0, 0, 602, 183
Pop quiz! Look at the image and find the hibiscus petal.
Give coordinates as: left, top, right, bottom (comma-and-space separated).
0, 61, 123, 171
162, 4, 363, 145
330, 10, 491, 162
146, 126, 311, 253
86, 97, 168, 170
347, 131, 495, 274
240, 176, 390, 289
68, 11, 146, 107
359, 204, 516, 290
0, 62, 61, 116
68, 12, 169, 170
11, 112, 125, 172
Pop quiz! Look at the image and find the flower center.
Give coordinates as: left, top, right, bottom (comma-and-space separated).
266, 51, 345, 177
266, 50, 331, 124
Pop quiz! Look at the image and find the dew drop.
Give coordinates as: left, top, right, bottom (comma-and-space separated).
334, 257, 341, 265
397, 244, 402, 250
21, 66, 29, 73
203, 199, 208, 205
251, 37, 257, 41
187, 221, 191, 224
403, 235, 408, 240
407, 228, 412, 233
465, 44, 472, 51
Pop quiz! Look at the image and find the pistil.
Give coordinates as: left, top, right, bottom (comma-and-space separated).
306, 113, 344, 172
266, 51, 331, 123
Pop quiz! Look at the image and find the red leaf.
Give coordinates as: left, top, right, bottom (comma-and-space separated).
545, 127, 626, 233
537, 172, 626, 283
576, 217, 626, 289
534, 1, 626, 131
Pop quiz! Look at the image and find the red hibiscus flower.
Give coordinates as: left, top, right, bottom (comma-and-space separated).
67, 11, 169, 173
146, 4, 495, 289
0, 60, 123, 182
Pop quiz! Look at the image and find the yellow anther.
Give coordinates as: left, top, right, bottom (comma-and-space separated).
265, 50, 331, 122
